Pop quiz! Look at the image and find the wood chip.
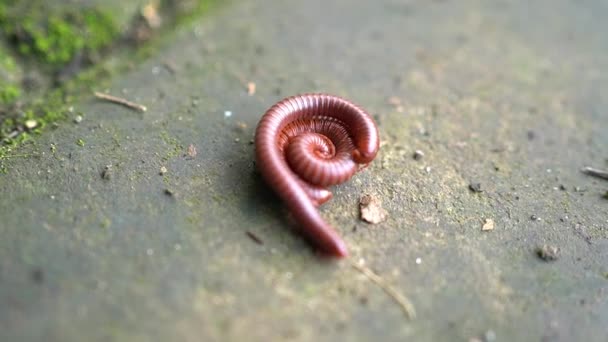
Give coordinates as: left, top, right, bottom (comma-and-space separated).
481, 218, 494, 231
359, 194, 388, 224
247, 82, 256, 95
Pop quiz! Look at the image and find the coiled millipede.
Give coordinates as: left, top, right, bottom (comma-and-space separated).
255, 93, 379, 257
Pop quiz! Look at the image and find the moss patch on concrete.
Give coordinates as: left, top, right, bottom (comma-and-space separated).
0, 3, 118, 68
0, 0, 222, 173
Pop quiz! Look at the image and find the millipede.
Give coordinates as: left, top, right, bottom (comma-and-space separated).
254, 93, 380, 257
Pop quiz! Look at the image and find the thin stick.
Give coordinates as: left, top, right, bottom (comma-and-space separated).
581, 166, 608, 181
94, 92, 147, 112
351, 259, 416, 319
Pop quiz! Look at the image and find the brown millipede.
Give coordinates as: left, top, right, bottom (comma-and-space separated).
254, 93, 380, 257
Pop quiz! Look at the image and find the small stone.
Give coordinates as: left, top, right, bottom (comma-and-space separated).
469, 182, 483, 193
481, 218, 495, 231
101, 165, 112, 180
164, 188, 175, 197
413, 150, 425, 160
224, 110, 232, 118
536, 245, 559, 261
415, 257, 422, 265
159, 166, 168, 175
359, 194, 388, 224
74, 115, 83, 124
531, 215, 541, 221
24, 119, 38, 130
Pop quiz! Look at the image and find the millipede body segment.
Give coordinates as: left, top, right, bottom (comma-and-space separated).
254, 93, 380, 257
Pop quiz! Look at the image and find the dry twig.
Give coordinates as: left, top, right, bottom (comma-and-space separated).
351, 259, 416, 319
582, 166, 608, 181
94, 92, 147, 112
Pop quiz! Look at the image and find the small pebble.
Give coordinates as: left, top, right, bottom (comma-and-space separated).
415, 257, 422, 265
413, 150, 425, 160
531, 215, 541, 221
24, 119, 38, 130
159, 166, 168, 175
359, 194, 388, 224
74, 115, 83, 124
224, 110, 232, 118
469, 182, 483, 193
482, 218, 495, 231
536, 245, 559, 261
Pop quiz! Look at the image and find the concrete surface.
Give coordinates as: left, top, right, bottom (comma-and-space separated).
1, 0, 607, 341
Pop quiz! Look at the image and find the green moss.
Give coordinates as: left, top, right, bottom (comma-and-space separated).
0, 84, 20, 105
0, 1, 224, 173
76, 138, 85, 147
1, 5, 118, 68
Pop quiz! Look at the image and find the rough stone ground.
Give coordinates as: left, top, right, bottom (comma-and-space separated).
1, 0, 607, 341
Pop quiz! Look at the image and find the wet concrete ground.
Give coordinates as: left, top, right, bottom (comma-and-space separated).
1, 0, 607, 341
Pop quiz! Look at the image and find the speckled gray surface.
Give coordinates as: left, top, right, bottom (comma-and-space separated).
1, 1, 607, 341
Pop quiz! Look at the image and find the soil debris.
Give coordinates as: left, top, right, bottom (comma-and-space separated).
481, 218, 494, 231
101, 165, 112, 180
186, 144, 197, 159
536, 245, 560, 262
387, 96, 404, 112
234, 121, 248, 133
469, 182, 483, 193
246, 231, 263, 245
413, 150, 424, 160
30, 268, 44, 284
359, 194, 388, 224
